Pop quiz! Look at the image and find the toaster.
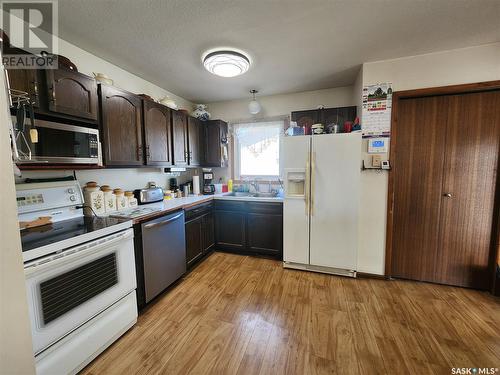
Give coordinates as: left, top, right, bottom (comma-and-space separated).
134, 187, 164, 204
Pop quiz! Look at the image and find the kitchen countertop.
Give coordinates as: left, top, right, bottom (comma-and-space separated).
126, 193, 283, 223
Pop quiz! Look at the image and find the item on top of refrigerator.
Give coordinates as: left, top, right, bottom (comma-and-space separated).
303, 124, 312, 135
83, 181, 105, 216
311, 123, 324, 134
326, 123, 339, 134
286, 125, 305, 136
352, 117, 361, 132
125, 191, 138, 208
343, 121, 353, 133
102, 186, 117, 212
114, 188, 128, 210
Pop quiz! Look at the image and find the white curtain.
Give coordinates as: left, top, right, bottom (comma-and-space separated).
232, 120, 284, 178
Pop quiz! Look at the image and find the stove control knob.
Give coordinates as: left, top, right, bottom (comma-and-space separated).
68, 188, 75, 194
69, 195, 77, 202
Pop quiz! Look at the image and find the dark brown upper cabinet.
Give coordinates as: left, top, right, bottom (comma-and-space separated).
291, 106, 357, 132
187, 116, 202, 166
6, 68, 41, 107
172, 110, 189, 166
143, 100, 173, 166
318, 106, 357, 131
203, 119, 228, 168
291, 109, 318, 129
99, 85, 144, 167
45, 69, 98, 121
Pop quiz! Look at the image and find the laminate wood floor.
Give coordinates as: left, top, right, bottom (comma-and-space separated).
81, 252, 500, 375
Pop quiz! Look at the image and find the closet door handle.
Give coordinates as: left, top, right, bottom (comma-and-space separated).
443, 193, 452, 198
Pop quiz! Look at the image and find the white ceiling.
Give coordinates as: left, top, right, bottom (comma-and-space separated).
58, 0, 500, 103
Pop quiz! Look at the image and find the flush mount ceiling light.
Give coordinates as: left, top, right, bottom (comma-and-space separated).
248, 89, 261, 115
202, 49, 250, 78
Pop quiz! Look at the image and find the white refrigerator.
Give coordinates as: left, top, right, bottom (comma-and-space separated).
282, 133, 361, 277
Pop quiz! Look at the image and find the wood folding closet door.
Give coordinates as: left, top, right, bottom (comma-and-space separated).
388, 84, 500, 289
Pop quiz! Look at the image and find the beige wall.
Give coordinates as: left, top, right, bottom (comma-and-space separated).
58, 39, 192, 111
357, 42, 500, 275
209, 86, 354, 122
0, 68, 35, 374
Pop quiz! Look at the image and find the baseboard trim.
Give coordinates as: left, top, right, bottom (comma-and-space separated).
357, 272, 388, 280
283, 262, 356, 278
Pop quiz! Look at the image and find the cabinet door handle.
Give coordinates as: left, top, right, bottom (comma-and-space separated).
50, 85, 56, 104
443, 193, 452, 198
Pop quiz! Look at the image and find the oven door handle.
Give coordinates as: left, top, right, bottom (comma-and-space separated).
24, 229, 133, 275
143, 213, 183, 230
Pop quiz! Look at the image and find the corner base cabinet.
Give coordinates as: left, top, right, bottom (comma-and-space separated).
215, 200, 283, 259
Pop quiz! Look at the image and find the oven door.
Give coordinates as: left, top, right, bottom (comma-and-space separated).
14, 118, 100, 164
24, 228, 136, 355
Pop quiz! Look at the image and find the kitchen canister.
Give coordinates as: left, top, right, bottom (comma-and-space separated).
125, 191, 138, 208
83, 181, 105, 216
101, 186, 117, 212
114, 188, 128, 211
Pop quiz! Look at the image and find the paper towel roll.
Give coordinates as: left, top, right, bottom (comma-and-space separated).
192, 175, 200, 195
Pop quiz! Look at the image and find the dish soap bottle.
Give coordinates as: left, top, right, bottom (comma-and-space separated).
228, 179, 233, 192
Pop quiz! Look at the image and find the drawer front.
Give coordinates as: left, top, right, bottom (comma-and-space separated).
246, 202, 283, 215
214, 200, 246, 212
185, 201, 213, 220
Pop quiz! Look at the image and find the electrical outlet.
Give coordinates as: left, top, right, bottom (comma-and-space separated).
372, 155, 382, 167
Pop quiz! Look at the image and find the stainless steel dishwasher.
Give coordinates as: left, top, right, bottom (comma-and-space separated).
141, 210, 186, 303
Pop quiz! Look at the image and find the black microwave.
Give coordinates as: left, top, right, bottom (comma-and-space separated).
13, 118, 101, 165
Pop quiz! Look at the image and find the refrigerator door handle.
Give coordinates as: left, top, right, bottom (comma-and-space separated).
305, 154, 310, 216
311, 151, 316, 216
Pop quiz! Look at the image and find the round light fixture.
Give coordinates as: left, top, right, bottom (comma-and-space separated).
203, 50, 250, 78
248, 89, 261, 115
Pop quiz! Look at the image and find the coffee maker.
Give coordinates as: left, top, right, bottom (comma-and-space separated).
202, 171, 215, 195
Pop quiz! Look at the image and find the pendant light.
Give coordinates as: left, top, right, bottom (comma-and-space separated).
248, 89, 261, 115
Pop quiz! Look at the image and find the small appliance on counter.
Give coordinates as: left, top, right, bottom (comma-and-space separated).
202, 171, 215, 195
134, 182, 164, 205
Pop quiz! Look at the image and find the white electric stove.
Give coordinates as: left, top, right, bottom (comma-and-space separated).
16, 180, 138, 375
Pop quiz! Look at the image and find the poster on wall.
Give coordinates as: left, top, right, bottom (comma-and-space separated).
362, 83, 393, 137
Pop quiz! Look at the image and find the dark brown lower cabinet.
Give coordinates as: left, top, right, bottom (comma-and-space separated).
185, 202, 215, 268
215, 200, 283, 259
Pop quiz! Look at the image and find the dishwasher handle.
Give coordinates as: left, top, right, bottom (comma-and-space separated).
143, 212, 183, 229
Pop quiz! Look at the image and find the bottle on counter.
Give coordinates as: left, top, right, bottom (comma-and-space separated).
114, 188, 128, 210
228, 179, 233, 192
83, 181, 105, 216
125, 191, 138, 208
101, 186, 117, 212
